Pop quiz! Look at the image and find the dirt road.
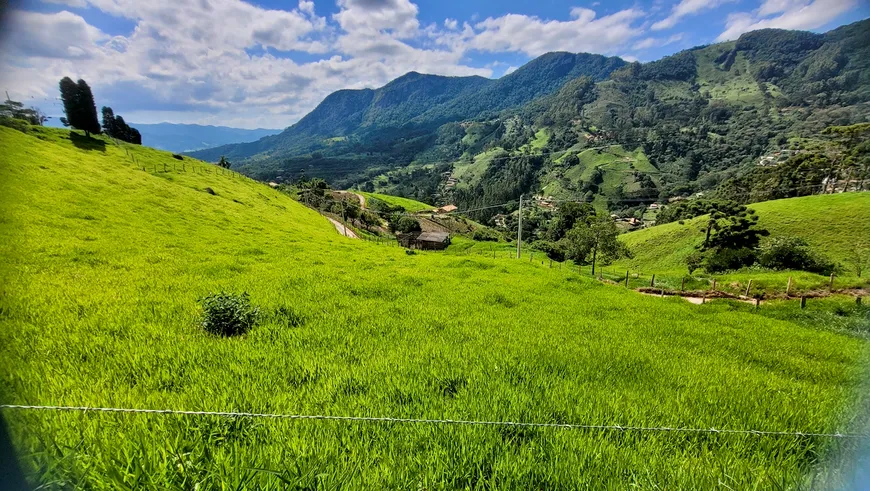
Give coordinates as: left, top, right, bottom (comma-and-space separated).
327, 217, 358, 239
336, 191, 366, 208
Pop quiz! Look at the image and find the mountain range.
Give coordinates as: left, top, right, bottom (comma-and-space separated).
132, 123, 281, 153
189, 19, 870, 217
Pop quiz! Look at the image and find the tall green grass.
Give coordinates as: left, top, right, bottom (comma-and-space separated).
1, 126, 869, 488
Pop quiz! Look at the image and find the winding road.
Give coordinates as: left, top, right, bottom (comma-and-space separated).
326, 217, 358, 239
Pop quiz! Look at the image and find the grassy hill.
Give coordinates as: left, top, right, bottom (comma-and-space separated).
617, 193, 869, 272
1, 125, 869, 488
357, 191, 435, 212
609, 193, 870, 294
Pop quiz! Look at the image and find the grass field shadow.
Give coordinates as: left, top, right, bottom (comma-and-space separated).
69, 132, 106, 152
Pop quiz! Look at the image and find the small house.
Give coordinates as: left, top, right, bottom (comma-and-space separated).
437, 204, 458, 214
397, 231, 451, 250
493, 214, 507, 228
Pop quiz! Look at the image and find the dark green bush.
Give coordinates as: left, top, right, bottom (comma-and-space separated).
757, 236, 835, 274
200, 291, 260, 336
389, 216, 421, 234
471, 228, 501, 242
0, 117, 30, 133
703, 247, 757, 273
532, 240, 565, 262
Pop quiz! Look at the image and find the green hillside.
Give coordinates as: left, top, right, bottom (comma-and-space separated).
2, 126, 869, 487
617, 193, 869, 272
358, 191, 435, 212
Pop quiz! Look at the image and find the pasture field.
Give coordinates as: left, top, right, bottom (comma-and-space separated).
611, 193, 870, 294
358, 191, 435, 212
1, 125, 870, 488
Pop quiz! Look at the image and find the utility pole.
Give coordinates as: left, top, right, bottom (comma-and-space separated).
516, 194, 523, 259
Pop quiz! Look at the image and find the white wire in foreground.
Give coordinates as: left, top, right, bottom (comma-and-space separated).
1, 405, 867, 439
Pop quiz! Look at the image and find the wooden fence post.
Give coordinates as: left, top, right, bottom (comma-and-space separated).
681, 277, 685, 292
624, 271, 629, 287
711, 279, 716, 291
786, 277, 793, 297
800, 296, 806, 309
755, 298, 760, 311
829, 273, 835, 291
549, 259, 552, 268
858, 296, 863, 307
529, 252, 534, 262
745, 279, 753, 297
650, 274, 655, 288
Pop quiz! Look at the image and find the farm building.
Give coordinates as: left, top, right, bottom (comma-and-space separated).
437, 204, 458, 213
396, 231, 451, 250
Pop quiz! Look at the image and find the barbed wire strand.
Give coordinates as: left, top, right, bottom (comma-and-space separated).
1, 405, 866, 439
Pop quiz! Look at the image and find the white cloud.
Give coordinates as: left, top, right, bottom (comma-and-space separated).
4, 10, 107, 59
716, 0, 856, 41
1, 1, 650, 128
468, 8, 645, 57
652, 0, 730, 30
333, 0, 420, 38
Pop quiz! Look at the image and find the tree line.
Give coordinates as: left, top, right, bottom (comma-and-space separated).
58, 77, 141, 145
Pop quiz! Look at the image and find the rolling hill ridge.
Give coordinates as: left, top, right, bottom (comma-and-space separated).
190, 19, 870, 219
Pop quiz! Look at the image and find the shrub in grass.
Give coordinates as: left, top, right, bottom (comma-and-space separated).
757, 236, 836, 275
471, 228, 501, 242
200, 291, 259, 336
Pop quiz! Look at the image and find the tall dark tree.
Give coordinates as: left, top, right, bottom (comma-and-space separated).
101, 106, 116, 136
76, 79, 101, 137
58, 77, 100, 137
218, 156, 231, 169
58, 77, 78, 129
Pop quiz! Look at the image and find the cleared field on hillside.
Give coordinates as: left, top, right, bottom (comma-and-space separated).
612, 193, 870, 293
357, 191, 434, 212
1, 126, 869, 488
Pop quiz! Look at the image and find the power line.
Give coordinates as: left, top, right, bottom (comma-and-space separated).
1, 405, 866, 439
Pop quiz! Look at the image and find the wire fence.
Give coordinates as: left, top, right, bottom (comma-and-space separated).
110, 137, 257, 183
2, 405, 866, 439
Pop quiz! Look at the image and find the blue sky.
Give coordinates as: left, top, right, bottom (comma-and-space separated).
1, 0, 867, 129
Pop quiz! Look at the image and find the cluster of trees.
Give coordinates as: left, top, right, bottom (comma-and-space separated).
291, 178, 382, 232
525, 202, 630, 273
716, 123, 870, 204
59, 77, 141, 144
100, 107, 141, 144
0, 98, 48, 126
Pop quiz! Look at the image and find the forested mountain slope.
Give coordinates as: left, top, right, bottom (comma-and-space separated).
191, 19, 870, 220
189, 53, 625, 167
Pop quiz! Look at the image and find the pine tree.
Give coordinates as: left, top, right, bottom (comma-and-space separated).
58, 77, 101, 137
76, 79, 101, 137
58, 77, 78, 130
101, 106, 116, 137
